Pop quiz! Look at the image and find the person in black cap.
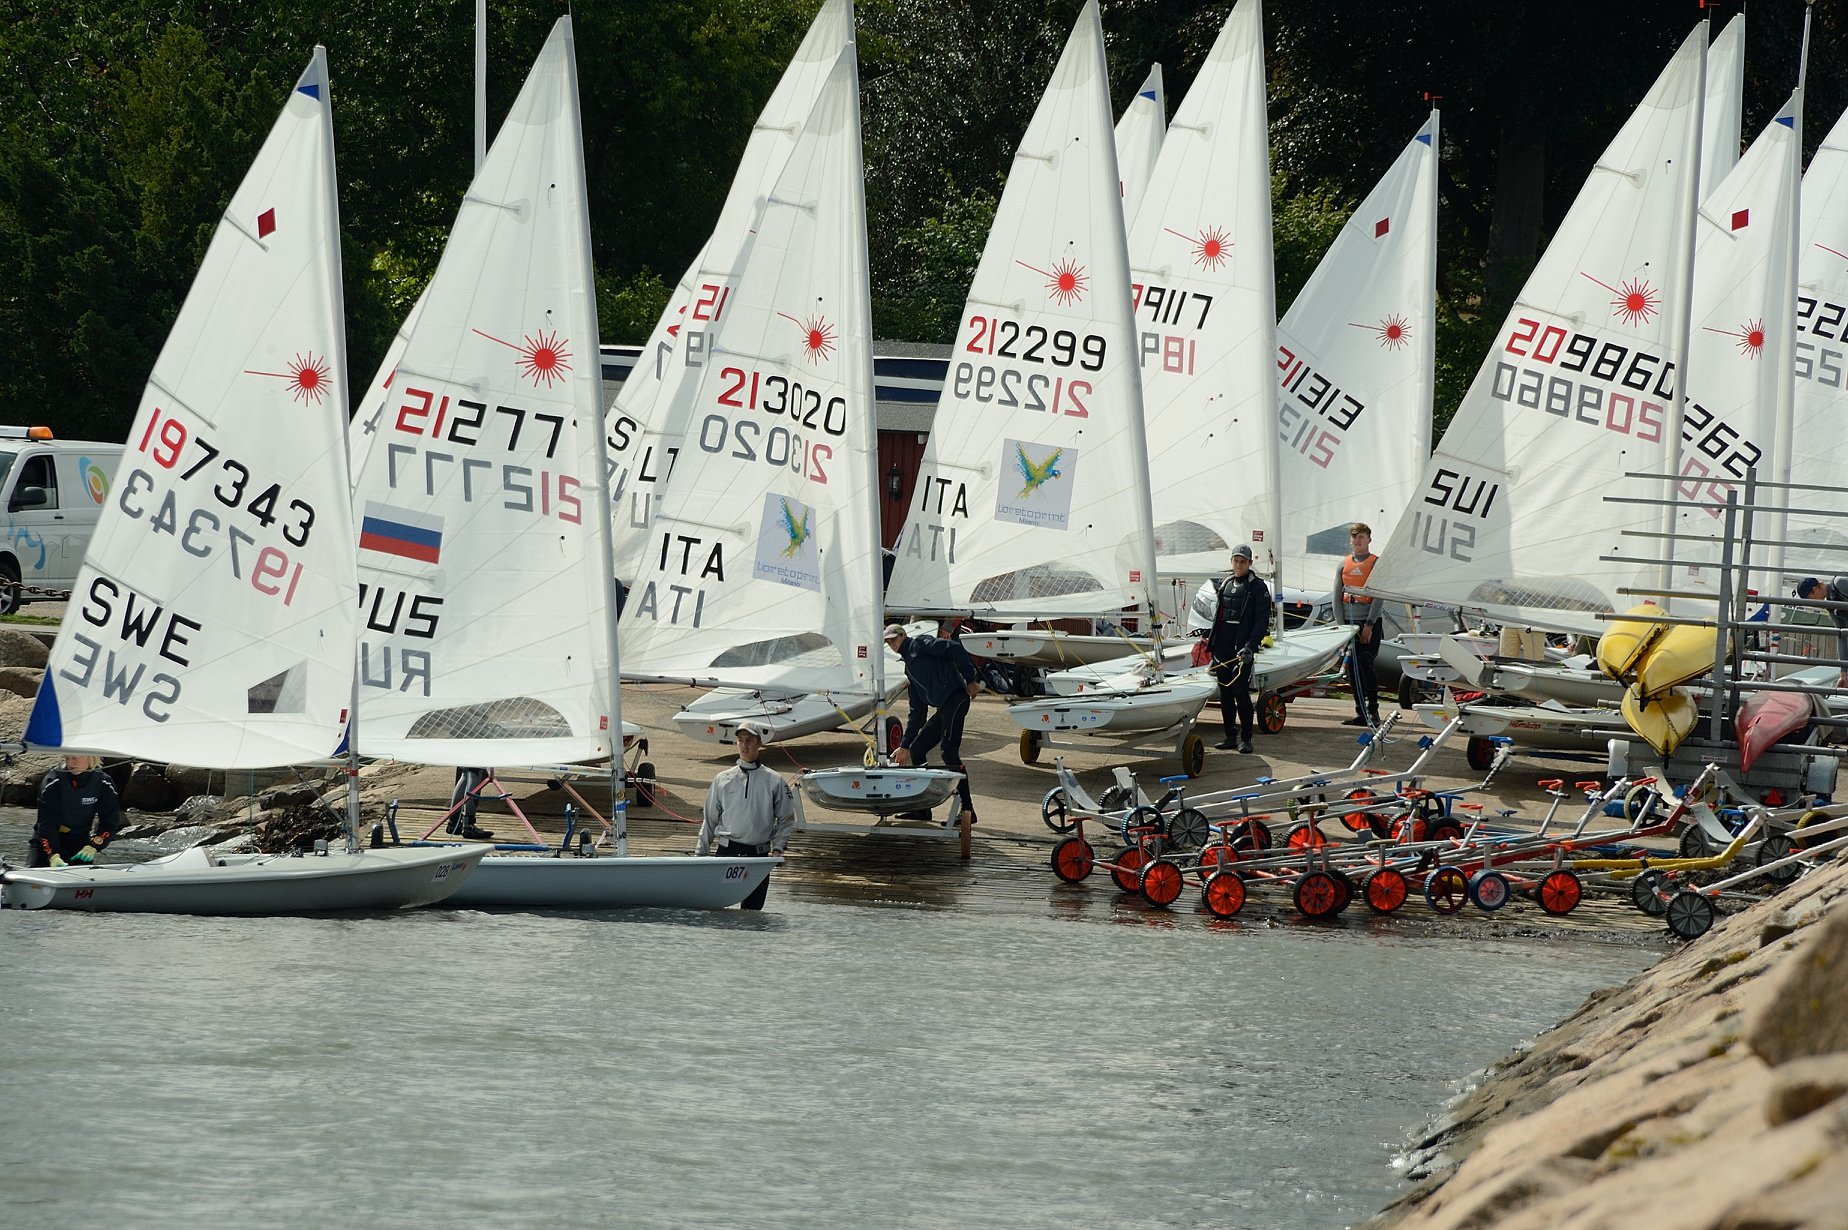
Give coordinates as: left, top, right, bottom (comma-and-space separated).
887, 620, 981, 824
1201, 545, 1270, 753
1787, 577, 1830, 627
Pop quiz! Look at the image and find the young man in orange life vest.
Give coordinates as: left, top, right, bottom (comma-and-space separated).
1337, 522, 1383, 728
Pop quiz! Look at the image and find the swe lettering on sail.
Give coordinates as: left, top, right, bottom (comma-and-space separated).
58, 577, 196, 721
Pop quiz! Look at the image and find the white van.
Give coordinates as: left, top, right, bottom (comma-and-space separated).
0, 426, 124, 614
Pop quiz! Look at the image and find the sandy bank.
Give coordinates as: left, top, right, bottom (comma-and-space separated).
1367, 855, 1848, 1229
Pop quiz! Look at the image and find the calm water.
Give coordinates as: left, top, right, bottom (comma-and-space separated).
0, 813, 1654, 1230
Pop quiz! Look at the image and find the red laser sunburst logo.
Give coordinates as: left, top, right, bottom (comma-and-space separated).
1706, 318, 1766, 359
1350, 314, 1411, 351
1166, 225, 1232, 271
780, 312, 837, 364
1016, 256, 1089, 305
474, 327, 573, 388
245, 351, 332, 404
1581, 272, 1660, 327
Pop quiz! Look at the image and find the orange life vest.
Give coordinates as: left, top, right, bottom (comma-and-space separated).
1341, 553, 1377, 617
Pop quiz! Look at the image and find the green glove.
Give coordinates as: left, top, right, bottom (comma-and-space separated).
48, 853, 68, 868
72, 844, 100, 864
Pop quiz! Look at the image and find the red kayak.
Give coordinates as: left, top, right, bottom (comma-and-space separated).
1735, 690, 1816, 773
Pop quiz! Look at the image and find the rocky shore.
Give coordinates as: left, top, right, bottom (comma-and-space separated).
1368, 855, 1848, 1229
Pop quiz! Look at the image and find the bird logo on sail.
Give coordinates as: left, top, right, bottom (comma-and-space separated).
778, 499, 812, 557
753, 492, 821, 591
995, 438, 1078, 530
1014, 445, 1063, 497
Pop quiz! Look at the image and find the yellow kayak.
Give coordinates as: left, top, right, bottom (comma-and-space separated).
1635, 621, 1726, 695
1596, 602, 1667, 680
1621, 683, 1699, 756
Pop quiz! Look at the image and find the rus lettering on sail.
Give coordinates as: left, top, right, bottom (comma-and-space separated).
356, 583, 440, 697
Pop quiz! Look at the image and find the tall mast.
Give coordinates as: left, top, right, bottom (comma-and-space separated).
1658, 18, 1709, 597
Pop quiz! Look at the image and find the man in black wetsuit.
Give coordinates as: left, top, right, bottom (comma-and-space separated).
1202, 545, 1271, 754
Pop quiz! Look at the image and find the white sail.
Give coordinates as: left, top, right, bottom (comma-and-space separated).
1787, 102, 1848, 554
1277, 109, 1438, 576
1125, 0, 1279, 590
26, 50, 355, 768
349, 19, 611, 766
348, 286, 427, 486
1701, 13, 1745, 199
1115, 63, 1165, 224
1669, 90, 1801, 593
605, 0, 853, 577
884, 0, 1150, 619
618, 50, 884, 696
1364, 26, 1707, 632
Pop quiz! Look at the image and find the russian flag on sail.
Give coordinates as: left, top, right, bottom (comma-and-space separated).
360, 501, 443, 563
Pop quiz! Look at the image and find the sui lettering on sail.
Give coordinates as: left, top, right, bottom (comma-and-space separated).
1410, 468, 1500, 562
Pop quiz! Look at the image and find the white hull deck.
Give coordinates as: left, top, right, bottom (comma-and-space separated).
443, 853, 780, 909
671, 683, 903, 746
966, 628, 1154, 668
1043, 623, 1355, 698
1008, 678, 1216, 734
1413, 699, 1628, 753
0, 845, 487, 914
798, 766, 966, 816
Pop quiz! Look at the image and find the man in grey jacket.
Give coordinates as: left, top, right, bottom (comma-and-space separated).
697, 720, 797, 910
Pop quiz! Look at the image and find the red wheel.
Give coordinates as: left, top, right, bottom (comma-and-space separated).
1538, 868, 1583, 915
1466, 735, 1496, 772
1051, 837, 1094, 883
1197, 844, 1240, 880
1139, 857, 1185, 908
1329, 868, 1355, 915
1295, 870, 1342, 918
1390, 815, 1426, 843
1110, 845, 1147, 893
1341, 788, 1379, 833
884, 716, 904, 752
1364, 867, 1409, 913
1423, 865, 1469, 915
1259, 691, 1287, 734
1428, 821, 1464, 843
1284, 823, 1328, 850
1202, 869, 1247, 917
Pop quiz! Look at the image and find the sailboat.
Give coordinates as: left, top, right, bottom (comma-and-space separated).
2, 49, 487, 913
344, 18, 775, 910
1115, 63, 1166, 223
595, 0, 916, 749
613, 40, 962, 822
877, 1, 1216, 772
1030, 0, 1358, 711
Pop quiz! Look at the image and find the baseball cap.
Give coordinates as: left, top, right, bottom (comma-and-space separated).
1230, 544, 1254, 560
1798, 577, 1822, 595
733, 720, 770, 741
883, 623, 905, 639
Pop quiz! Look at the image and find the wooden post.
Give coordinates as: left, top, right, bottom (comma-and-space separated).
958, 809, 973, 860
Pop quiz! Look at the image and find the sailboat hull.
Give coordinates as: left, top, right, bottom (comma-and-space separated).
444, 854, 780, 909
798, 766, 965, 815
671, 683, 904, 745
970, 629, 1155, 668
1008, 679, 1216, 733
1042, 624, 1354, 697
0, 845, 487, 914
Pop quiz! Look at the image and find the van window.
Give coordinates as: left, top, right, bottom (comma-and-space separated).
10, 454, 57, 511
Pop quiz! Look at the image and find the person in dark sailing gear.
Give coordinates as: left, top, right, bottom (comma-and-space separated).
29, 754, 122, 868
1336, 522, 1384, 727
1202, 544, 1270, 753
697, 721, 797, 910
888, 620, 982, 824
